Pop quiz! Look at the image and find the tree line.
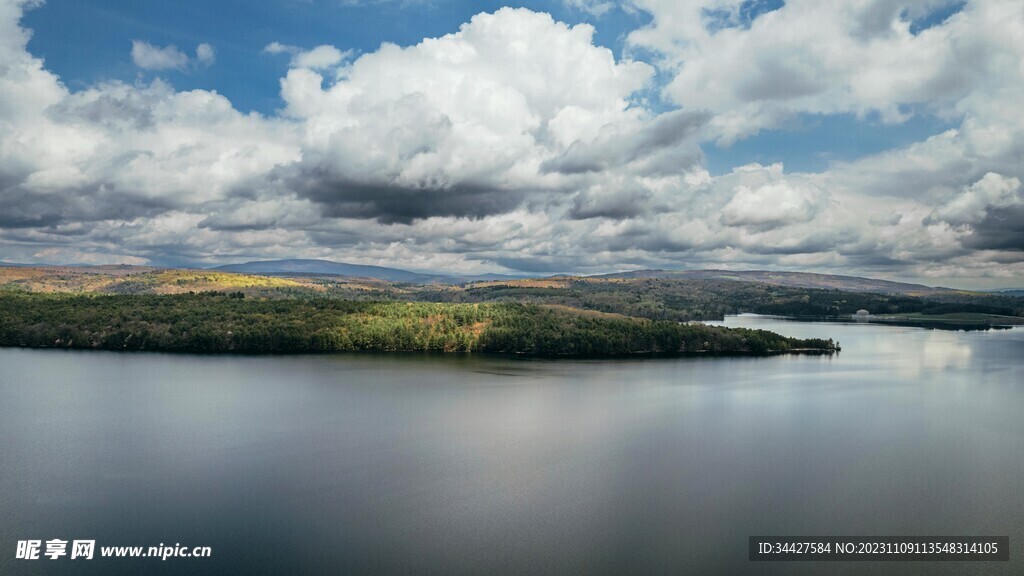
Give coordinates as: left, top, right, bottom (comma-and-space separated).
0, 291, 838, 356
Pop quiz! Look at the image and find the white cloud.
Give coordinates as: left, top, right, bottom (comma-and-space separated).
720, 181, 822, 229
131, 40, 217, 71
2, 2, 1024, 287
264, 42, 353, 70
263, 41, 298, 55
32, 246, 148, 266
930, 173, 1022, 226
196, 43, 215, 66
276, 7, 660, 222
291, 45, 349, 69
626, 0, 1022, 144
131, 40, 189, 71
564, 0, 616, 17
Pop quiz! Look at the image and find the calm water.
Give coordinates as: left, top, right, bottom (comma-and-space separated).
1, 316, 1022, 575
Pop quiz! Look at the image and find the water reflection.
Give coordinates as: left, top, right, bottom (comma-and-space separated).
918, 330, 973, 372
1, 319, 1022, 575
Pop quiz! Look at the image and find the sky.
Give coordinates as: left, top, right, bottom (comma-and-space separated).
0, 0, 1022, 288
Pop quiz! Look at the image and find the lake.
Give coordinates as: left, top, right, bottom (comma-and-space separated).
1, 315, 1021, 575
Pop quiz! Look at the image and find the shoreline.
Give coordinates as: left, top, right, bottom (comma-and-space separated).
0, 342, 839, 359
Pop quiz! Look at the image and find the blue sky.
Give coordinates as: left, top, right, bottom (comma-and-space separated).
2, 0, 1022, 288
22, 0, 956, 174
22, 0, 646, 113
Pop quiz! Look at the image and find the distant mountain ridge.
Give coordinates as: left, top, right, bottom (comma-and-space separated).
216, 260, 970, 295
594, 269, 953, 295
211, 258, 527, 284
988, 289, 1024, 298
212, 259, 444, 283
2, 258, 1003, 295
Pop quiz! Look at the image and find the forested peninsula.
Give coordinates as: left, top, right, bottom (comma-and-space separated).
0, 292, 838, 356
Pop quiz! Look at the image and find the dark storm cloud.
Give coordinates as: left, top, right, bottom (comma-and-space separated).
735, 235, 847, 256
198, 216, 278, 232
1, 180, 181, 228
843, 253, 913, 267
962, 205, 1024, 251
304, 229, 377, 249
0, 186, 64, 228
316, 183, 523, 224
282, 164, 527, 224
604, 229, 707, 254
568, 187, 651, 220
0, 144, 195, 231
0, 209, 63, 229
493, 255, 589, 273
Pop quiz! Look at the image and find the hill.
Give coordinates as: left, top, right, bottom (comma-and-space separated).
0, 292, 838, 356
3, 265, 1020, 323
594, 269, 950, 296
987, 289, 1024, 298
0, 266, 315, 294
212, 259, 445, 283
0, 260, 988, 296
2, 264, 1020, 335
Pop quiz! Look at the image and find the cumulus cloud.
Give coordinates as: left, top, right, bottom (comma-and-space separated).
264, 42, 352, 69
0, 8, 299, 233
914, 172, 1024, 253
929, 173, 1022, 226
720, 182, 822, 229
275, 8, 661, 222
292, 45, 348, 69
1, 1, 1024, 287
626, 0, 1021, 143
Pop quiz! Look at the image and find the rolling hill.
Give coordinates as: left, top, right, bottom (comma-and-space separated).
211, 259, 529, 284
212, 259, 444, 283
595, 269, 952, 296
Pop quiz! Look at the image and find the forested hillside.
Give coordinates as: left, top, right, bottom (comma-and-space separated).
417, 278, 1024, 323
4, 266, 1020, 324
0, 292, 837, 356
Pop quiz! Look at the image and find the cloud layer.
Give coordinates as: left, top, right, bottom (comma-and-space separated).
1, 0, 1022, 287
